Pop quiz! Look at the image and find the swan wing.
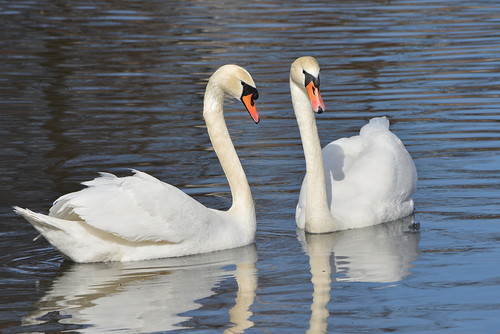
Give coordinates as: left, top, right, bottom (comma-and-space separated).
322, 117, 417, 224
323, 117, 416, 195
49, 170, 215, 244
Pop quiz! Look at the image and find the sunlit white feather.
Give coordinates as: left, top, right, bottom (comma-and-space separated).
14, 64, 257, 262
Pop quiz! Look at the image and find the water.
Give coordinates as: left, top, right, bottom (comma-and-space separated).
1, 0, 499, 332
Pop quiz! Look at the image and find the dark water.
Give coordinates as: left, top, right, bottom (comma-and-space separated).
1, 0, 499, 333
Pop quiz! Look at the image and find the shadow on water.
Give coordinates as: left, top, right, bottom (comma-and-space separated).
21, 245, 258, 333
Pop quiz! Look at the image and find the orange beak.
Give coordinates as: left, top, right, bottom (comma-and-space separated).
306, 81, 326, 114
241, 94, 260, 124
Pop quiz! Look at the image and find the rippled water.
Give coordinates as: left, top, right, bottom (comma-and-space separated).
1, 0, 499, 333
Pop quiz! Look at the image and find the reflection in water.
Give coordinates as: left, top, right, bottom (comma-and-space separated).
23, 245, 257, 333
2, 0, 500, 332
298, 216, 420, 333
225, 260, 258, 334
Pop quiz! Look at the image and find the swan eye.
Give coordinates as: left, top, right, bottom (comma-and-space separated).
303, 70, 320, 88
241, 81, 259, 103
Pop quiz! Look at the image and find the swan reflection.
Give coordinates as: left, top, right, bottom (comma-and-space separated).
23, 245, 257, 333
298, 215, 420, 333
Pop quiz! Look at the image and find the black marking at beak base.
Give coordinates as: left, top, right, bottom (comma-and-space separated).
241, 81, 259, 102
303, 70, 320, 89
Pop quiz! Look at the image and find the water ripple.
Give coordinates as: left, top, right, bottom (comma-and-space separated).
1, 0, 499, 332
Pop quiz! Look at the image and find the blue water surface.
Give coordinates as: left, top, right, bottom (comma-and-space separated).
1, 0, 499, 333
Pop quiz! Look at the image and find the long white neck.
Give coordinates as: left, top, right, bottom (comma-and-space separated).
291, 78, 337, 233
203, 81, 255, 229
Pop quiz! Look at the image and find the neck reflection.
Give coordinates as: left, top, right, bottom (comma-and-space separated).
23, 244, 258, 333
299, 215, 420, 333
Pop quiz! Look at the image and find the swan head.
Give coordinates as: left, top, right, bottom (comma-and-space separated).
209, 64, 260, 124
290, 56, 326, 114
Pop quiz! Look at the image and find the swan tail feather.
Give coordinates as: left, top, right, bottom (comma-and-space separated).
368, 116, 389, 129
13, 206, 68, 231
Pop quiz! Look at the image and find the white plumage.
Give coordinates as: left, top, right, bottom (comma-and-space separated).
291, 57, 417, 233
15, 64, 260, 262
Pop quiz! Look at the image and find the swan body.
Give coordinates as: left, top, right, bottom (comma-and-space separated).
291, 56, 417, 233
15, 64, 260, 262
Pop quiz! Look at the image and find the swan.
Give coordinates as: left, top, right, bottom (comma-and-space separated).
291, 56, 417, 233
14, 64, 260, 262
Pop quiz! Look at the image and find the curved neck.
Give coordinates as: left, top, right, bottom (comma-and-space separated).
203, 82, 255, 225
291, 79, 336, 233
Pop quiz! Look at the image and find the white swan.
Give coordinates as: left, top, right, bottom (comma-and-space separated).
291, 56, 418, 233
14, 64, 260, 262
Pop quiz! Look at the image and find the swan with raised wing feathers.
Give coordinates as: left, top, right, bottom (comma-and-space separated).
291, 56, 417, 233
14, 64, 260, 262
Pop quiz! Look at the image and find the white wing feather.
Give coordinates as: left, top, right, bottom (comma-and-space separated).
50, 170, 216, 244
298, 117, 417, 229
